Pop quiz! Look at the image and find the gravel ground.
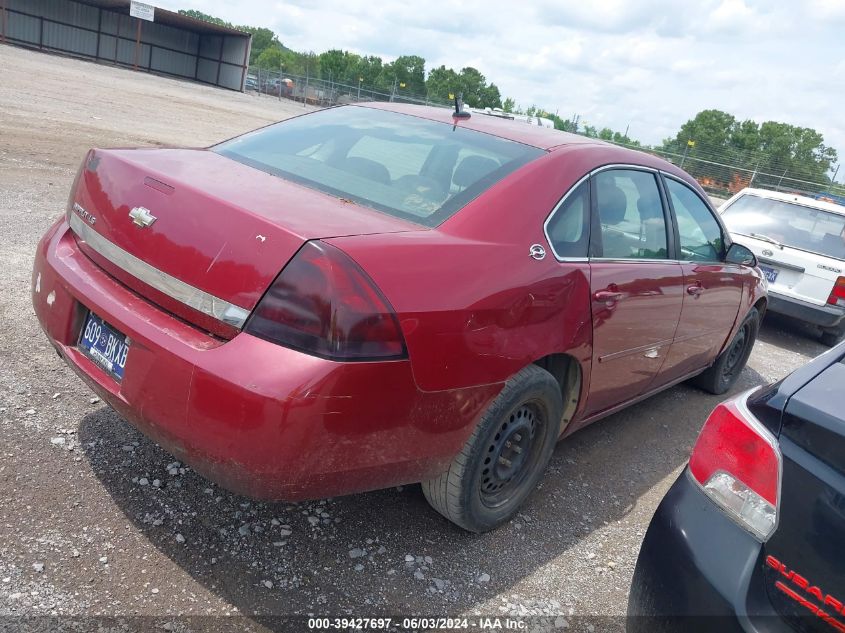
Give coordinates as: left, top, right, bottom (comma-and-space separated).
0, 45, 831, 632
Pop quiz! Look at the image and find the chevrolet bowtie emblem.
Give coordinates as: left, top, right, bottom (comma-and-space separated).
129, 206, 157, 228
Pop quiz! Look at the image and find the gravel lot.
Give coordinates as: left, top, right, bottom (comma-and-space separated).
0, 45, 830, 632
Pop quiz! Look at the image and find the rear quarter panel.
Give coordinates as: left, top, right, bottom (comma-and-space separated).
328, 148, 598, 395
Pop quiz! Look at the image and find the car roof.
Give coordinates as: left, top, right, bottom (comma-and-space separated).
735, 187, 845, 216
357, 102, 606, 151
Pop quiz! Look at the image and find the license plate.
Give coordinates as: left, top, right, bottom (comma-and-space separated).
759, 265, 779, 284
78, 312, 129, 382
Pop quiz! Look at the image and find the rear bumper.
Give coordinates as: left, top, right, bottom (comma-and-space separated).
767, 291, 845, 330
627, 470, 792, 632
32, 219, 500, 500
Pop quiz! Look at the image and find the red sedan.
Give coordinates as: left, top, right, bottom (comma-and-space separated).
32, 103, 766, 532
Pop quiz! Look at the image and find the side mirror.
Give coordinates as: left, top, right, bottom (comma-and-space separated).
725, 242, 757, 267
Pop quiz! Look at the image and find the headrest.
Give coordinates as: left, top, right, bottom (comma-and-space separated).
343, 157, 391, 185
599, 185, 628, 225
453, 155, 499, 188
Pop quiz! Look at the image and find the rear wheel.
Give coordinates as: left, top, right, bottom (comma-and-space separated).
691, 307, 759, 395
422, 364, 562, 532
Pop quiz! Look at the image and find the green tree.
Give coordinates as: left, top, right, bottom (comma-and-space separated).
388, 55, 426, 96
240, 27, 283, 65
665, 109, 737, 155
178, 10, 232, 28
318, 49, 352, 82
255, 44, 284, 70
425, 65, 460, 102
502, 97, 516, 113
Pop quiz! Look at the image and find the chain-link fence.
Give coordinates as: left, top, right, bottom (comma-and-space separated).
611, 142, 844, 204
243, 66, 844, 204
245, 65, 451, 108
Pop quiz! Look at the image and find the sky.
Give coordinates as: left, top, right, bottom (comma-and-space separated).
155, 0, 844, 174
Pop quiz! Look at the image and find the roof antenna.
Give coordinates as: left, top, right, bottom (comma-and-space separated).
453, 93, 471, 119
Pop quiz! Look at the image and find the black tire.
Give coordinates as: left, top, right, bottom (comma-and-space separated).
691, 307, 759, 395
820, 328, 844, 347
422, 364, 563, 533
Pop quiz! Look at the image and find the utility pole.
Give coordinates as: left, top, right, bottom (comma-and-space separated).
357, 77, 362, 101
749, 159, 761, 187
390, 76, 397, 102
776, 167, 788, 190
304, 65, 309, 108
680, 139, 695, 168
825, 164, 840, 195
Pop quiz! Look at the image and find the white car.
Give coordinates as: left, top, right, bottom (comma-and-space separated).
719, 187, 845, 345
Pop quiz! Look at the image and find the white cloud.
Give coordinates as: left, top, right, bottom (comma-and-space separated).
153, 0, 845, 166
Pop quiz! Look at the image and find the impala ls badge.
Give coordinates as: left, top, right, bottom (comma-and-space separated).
72, 202, 96, 225
129, 206, 157, 228
529, 244, 546, 260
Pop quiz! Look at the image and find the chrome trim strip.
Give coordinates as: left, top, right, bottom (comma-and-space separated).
591, 163, 659, 175
758, 257, 805, 273
598, 337, 672, 363
69, 214, 250, 328
590, 257, 680, 264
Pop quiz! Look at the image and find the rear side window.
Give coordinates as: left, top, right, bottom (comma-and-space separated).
665, 178, 725, 262
545, 179, 589, 258
722, 194, 845, 261
215, 106, 544, 227
594, 169, 668, 259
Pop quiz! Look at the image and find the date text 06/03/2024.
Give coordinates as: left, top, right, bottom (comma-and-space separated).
306, 617, 530, 630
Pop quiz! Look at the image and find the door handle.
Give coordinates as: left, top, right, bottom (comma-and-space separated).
593, 290, 623, 302
686, 283, 704, 296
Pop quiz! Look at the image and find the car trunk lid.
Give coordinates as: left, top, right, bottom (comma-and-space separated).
70, 148, 417, 336
739, 234, 843, 306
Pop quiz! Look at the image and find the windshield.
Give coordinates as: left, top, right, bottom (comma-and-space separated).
215, 106, 545, 227
721, 194, 845, 260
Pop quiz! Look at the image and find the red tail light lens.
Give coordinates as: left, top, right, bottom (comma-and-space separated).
245, 241, 406, 361
689, 389, 781, 540
827, 276, 845, 307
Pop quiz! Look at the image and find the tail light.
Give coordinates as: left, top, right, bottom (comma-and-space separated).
826, 276, 845, 307
245, 240, 406, 361
689, 389, 781, 540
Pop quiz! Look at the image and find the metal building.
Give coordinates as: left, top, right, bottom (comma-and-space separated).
0, 0, 252, 91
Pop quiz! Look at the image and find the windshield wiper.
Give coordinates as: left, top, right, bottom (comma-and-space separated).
750, 233, 784, 249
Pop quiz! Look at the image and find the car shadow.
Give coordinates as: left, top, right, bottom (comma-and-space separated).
758, 311, 827, 351
75, 354, 775, 626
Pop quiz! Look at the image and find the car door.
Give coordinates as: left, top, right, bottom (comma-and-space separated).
659, 175, 744, 379
584, 167, 685, 417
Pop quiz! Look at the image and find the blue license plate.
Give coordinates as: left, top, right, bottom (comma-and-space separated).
78, 312, 129, 382
759, 265, 779, 284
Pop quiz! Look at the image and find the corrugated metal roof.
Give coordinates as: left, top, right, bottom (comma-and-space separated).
73, 0, 250, 37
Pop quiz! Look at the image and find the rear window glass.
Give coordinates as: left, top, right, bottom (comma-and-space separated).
215, 106, 544, 227
722, 194, 845, 260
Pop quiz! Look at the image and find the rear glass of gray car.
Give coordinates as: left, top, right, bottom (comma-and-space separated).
215, 106, 545, 227
722, 194, 845, 260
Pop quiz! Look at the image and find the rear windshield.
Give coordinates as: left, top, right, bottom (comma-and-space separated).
215, 106, 544, 227
722, 194, 845, 260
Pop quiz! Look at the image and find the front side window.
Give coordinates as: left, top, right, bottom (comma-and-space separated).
665, 178, 725, 262
594, 169, 668, 259
215, 106, 544, 227
545, 179, 589, 258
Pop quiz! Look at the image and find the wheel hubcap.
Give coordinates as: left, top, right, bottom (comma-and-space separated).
479, 404, 543, 507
